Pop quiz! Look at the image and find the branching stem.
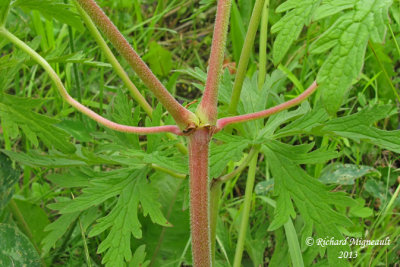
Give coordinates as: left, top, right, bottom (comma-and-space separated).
75, 0, 198, 129
73, 0, 153, 117
0, 28, 181, 135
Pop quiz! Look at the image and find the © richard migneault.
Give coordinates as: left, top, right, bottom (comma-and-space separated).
0, 0, 398, 266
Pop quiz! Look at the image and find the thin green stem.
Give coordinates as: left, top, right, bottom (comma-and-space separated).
209, 182, 222, 265
197, 0, 232, 125
73, 1, 188, 153
65, 0, 83, 103
388, 23, 400, 57
218, 147, 259, 183
210, 146, 259, 265
73, 0, 153, 117
368, 41, 400, 102
0, 28, 181, 135
75, 0, 198, 130
258, 0, 270, 89
78, 217, 92, 267
233, 151, 258, 267
151, 163, 186, 179
228, 0, 265, 114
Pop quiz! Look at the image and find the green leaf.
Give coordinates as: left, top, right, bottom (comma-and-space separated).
311, 0, 393, 114
59, 169, 135, 214
320, 163, 380, 185
272, 0, 322, 64
262, 145, 355, 231
56, 119, 93, 142
262, 140, 338, 165
1, 150, 86, 168
42, 211, 80, 254
364, 179, 400, 208
0, 153, 19, 210
275, 107, 329, 138
319, 106, 400, 153
130, 245, 150, 267
143, 41, 172, 77
255, 180, 274, 195
210, 133, 249, 178
263, 147, 356, 266
230, 1, 246, 63
0, 224, 41, 267
0, 0, 11, 26
0, 94, 76, 153
11, 199, 50, 251
314, 0, 356, 20
13, 0, 83, 30
47, 169, 91, 188
88, 173, 169, 267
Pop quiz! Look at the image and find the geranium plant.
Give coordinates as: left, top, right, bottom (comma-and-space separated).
0, 0, 398, 266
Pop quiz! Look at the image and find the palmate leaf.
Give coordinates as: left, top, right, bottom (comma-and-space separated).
276, 105, 400, 153
311, 0, 393, 114
57, 168, 168, 267
210, 133, 250, 178
319, 105, 400, 153
0, 94, 75, 153
262, 144, 357, 266
271, 0, 322, 64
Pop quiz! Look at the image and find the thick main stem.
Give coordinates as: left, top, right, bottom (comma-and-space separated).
188, 128, 211, 266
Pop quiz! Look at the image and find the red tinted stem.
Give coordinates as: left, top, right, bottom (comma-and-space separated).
197, 0, 232, 125
76, 0, 197, 129
217, 81, 318, 130
188, 128, 211, 266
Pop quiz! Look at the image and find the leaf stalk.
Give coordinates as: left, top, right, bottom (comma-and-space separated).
217, 81, 318, 130
0, 28, 181, 135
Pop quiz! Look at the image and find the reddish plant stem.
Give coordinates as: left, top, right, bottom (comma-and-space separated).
75, 0, 197, 129
0, 28, 182, 136
197, 0, 232, 125
216, 81, 318, 131
188, 128, 212, 266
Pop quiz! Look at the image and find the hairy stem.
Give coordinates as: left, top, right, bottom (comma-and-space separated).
197, 0, 232, 125
75, 0, 198, 129
217, 81, 318, 130
73, 1, 188, 153
188, 128, 211, 266
228, 0, 265, 114
233, 152, 258, 267
0, 28, 181, 135
73, 0, 153, 117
